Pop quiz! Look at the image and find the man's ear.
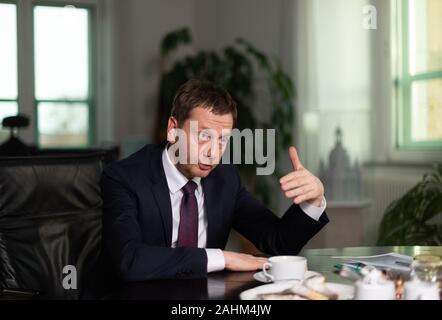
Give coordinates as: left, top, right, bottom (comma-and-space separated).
166, 117, 178, 143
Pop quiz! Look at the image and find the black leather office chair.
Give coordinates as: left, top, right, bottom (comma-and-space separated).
0, 152, 105, 299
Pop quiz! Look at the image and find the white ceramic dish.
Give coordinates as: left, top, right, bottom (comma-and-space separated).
253, 270, 321, 283
240, 281, 355, 300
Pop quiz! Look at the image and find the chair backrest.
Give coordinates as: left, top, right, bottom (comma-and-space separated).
0, 153, 104, 299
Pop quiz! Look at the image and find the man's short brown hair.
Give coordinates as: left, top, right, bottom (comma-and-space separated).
171, 79, 237, 126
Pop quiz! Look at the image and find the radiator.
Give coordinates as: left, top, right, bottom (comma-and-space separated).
361, 165, 431, 244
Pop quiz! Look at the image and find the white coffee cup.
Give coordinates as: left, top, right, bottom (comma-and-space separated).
403, 280, 440, 300
354, 279, 396, 300
262, 256, 307, 282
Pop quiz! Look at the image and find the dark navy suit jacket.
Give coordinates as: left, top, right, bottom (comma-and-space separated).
100, 143, 329, 282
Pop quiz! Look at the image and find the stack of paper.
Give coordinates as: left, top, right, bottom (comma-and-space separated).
331, 252, 413, 272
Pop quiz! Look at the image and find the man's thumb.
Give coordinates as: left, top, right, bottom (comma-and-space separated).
289, 146, 303, 170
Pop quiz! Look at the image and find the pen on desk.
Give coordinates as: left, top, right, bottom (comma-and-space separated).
334, 263, 362, 273
334, 264, 362, 280
334, 263, 373, 278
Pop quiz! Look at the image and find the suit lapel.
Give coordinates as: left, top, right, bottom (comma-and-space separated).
150, 144, 173, 247
202, 171, 225, 248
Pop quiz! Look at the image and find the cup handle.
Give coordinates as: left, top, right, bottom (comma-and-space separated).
262, 262, 273, 282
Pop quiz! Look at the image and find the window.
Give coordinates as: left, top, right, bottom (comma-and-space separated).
0, 2, 18, 142
0, 1, 95, 148
396, 0, 442, 150
34, 4, 94, 147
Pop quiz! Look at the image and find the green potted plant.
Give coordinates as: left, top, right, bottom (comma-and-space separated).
377, 165, 442, 246
155, 27, 295, 209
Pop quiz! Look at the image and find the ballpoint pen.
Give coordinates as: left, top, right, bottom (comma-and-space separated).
334, 263, 373, 278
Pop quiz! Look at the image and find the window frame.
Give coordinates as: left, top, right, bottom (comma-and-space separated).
32, 0, 97, 148
0, 0, 19, 120
396, 0, 442, 150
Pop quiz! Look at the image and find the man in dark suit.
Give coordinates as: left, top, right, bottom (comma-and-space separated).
101, 79, 329, 281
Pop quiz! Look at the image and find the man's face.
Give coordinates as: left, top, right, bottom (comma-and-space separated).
167, 106, 233, 179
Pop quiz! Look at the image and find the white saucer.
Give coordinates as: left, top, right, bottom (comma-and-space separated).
253, 270, 321, 283
240, 281, 355, 300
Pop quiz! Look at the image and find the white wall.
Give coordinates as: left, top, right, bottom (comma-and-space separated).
107, 0, 195, 148
368, 0, 393, 163
193, 0, 282, 53
193, 0, 286, 126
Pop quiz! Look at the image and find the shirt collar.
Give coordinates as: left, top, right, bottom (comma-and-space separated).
162, 144, 201, 195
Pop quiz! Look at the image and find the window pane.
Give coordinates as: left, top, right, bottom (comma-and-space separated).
38, 102, 89, 147
0, 3, 18, 99
34, 6, 89, 100
411, 79, 442, 141
0, 101, 18, 122
409, 0, 442, 74
0, 101, 18, 143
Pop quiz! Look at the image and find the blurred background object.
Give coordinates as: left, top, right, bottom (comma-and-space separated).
0, 114, 31, 156
320, 127, 363, 203
306, 126, 371, 249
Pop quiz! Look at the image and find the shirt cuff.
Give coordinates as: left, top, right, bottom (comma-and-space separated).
205, 248, 225, 273
299, 196, 327, 221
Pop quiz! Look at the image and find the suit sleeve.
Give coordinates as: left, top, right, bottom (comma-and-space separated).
101, 166, 208, 282
231, 167, 329, 255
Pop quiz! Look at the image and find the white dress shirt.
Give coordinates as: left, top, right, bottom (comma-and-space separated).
161, 146, 327, 273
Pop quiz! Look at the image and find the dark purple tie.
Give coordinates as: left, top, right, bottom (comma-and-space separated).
177, 180, 198, 247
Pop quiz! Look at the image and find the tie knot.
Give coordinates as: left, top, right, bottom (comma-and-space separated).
182, 180, 197, 195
